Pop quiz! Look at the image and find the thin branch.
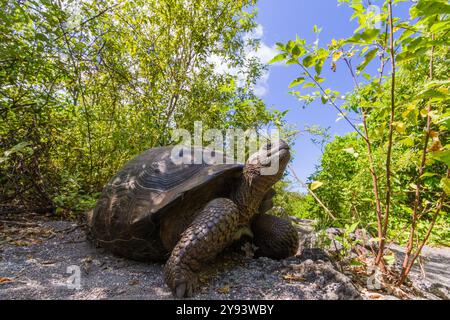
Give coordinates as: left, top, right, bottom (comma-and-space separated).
54, 3, 120, 42
342, 57, 385, 266
397, 186, 446, 285
376, 0, 396, 265
55, 2, 94, 180
296, 62, 366, 140
399, 36, 436, 284
343, 58, 359, 89
0, 220, 41, 227
379, 18, 389, 85
288, 165, 337, 221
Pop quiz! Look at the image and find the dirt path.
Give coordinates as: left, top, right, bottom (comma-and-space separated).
0, 220, 361, 300
389, 244, 450, 299
390, 245, 450, 286
2, 218, 449, 300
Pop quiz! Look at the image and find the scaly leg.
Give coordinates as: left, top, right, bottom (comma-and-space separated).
164, 198, 240, 298
251, 214, 299, 260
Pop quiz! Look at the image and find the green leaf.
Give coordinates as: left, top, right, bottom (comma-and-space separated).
303, 55, 314, 67
420, 108, 429, 118
269, 53, 287, 64
431, 150, 450, 166
442, 178, 450, 195
286, 58, 299, 65
421, 172, 437, 178
394, 121, 406, 134
313, 25, 322, 33
349, 260, 364, 267
275, 42, 285, 50
291, 44, 304, 57
303, 82, 316, 89
430, 20, 450, 33
397, 50, 417, 64
288, 77, 305, 88
286, 40, 295, 51
418, 88, 449, 102
347, 222, 359, 233
315, 51, 327, 76
356, 48, 377, 74
346, 29, 380, 44
36, 33, 48, 41
314, 76, 325, 83
410, 0, 450, 19
360, 29, 380, 42
3, 142, 33, 158
315, 63, 323, 76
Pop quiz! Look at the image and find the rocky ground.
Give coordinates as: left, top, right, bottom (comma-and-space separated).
389, 244, 450, 300
0, 216, 448, 300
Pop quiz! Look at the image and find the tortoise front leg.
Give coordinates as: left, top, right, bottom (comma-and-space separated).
164, 198, 240, 298
251, 214, 299, 260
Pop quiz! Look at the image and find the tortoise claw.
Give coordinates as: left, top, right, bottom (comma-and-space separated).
164, 198, 240, 298
164, 262, 197, 298
173, 278, 195, 298
176, 283, 186, 298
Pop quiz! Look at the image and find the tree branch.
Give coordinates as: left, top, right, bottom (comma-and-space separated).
288, 165, 336, 221
398, 35, 436, 284
296, 62, 366, 140
376, 0, 396, 266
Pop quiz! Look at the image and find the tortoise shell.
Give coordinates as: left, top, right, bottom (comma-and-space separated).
88, 146, 244, 261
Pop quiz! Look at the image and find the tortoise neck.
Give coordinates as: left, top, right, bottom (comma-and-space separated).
232, 174, 271, 222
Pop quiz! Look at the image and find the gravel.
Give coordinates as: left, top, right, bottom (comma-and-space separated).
0, 220, 362, 300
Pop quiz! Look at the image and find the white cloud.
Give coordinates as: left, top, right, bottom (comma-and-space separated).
248, 42, 279, 65
206, 54, 236, 75
247, 24, 282, 97
252, 24, 264, 39
246, 25, 279, 65
253, 71, 270, 97
207, 24, 283, 97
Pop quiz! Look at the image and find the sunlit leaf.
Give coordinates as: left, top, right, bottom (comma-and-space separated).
332, 51, 343, 62
269, 53, 287, 64
356, 48, 377, 74
442, 178, 450, 195
310, 181, 324, 191
431, 150, 450, 166
303, 55, 314, 67
288, 77, 305, 88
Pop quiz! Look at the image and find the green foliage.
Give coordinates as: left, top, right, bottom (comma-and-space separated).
0, 0, 281, 214
273, 0, 449, 246
271, 180, 317, 222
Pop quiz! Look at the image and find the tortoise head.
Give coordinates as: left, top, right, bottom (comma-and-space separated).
244, 139, 290, 190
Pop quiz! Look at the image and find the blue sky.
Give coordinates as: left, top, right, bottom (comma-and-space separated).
253, 0, 410, 191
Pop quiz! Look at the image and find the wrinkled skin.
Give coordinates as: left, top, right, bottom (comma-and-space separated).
163, 140, 298, 298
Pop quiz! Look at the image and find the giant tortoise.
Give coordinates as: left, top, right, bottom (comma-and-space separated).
87, 140, 299, 298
